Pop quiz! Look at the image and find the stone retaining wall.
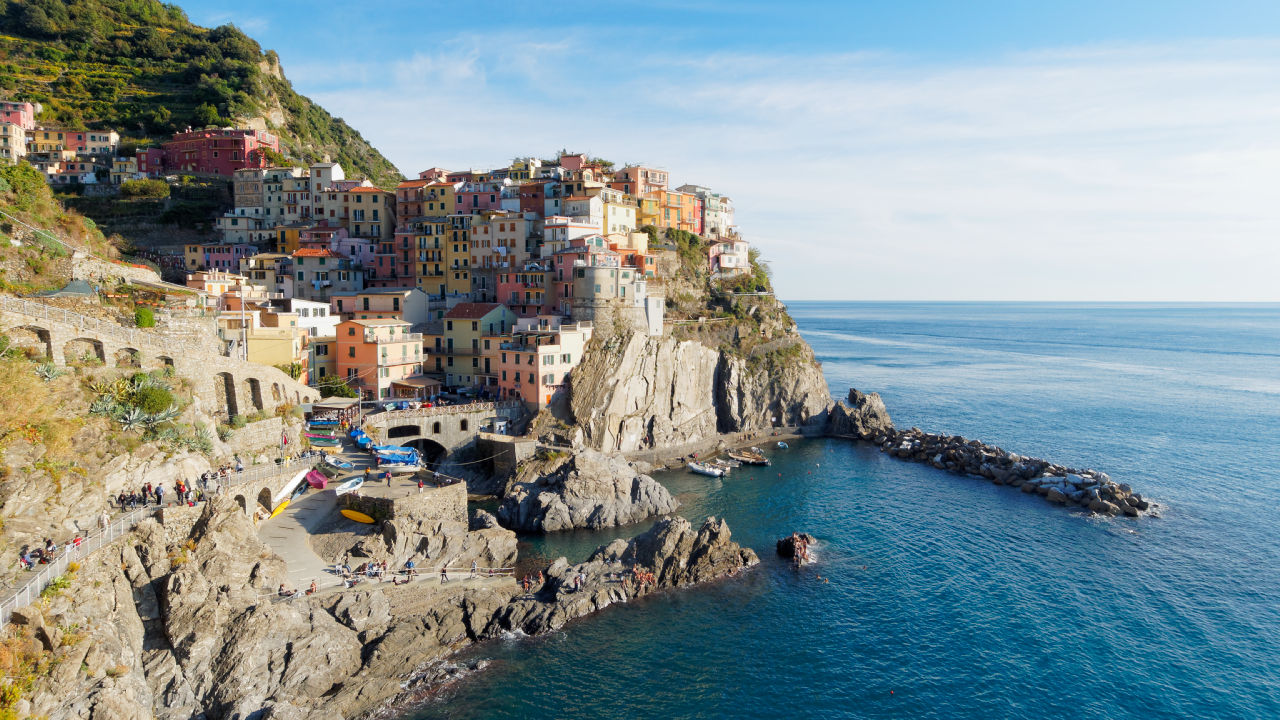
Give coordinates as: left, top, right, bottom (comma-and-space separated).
340, 481, 466, 525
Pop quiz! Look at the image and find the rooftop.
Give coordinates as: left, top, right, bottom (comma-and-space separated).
346, 318, 411, 327
444, 302, 504, 319
292, 248, 347, 258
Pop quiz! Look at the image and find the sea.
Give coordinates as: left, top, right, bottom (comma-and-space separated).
412, 302, 1280, 720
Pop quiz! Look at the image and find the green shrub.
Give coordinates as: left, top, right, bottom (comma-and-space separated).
132, 386, 174, 414
133, 307, 155, 327
119, 179, 169, 199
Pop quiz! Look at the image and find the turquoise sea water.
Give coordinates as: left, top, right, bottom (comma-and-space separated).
413, 303, 1280, 719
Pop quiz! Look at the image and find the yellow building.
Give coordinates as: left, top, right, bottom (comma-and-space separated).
445, 214, 471, 296
423, 181, 459, 215
311, 186, 395, 241
636, 196, 660, 228
408, 217, 449, 297
274, 221, 314, 254
110, 156, 137, 184
598, 188, 638, 235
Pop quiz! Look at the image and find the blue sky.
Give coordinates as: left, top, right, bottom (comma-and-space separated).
177, 1, 1280, 301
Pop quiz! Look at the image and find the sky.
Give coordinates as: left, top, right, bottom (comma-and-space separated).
177, 0, 1280, 301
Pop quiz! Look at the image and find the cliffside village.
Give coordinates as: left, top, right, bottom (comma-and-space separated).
2, 103, 752, 409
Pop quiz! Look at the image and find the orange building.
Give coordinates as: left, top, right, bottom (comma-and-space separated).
334, 318, 424, 400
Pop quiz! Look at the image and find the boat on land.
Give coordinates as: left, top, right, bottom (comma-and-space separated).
340, 508, 375, 524
325, 455, 354, 470
306, 470, 329, 490
333, 477, 364, 496
306, 432, 339, 440
728, 448, 770, 465
688, 461, 727, 478
269, 499, 290, 518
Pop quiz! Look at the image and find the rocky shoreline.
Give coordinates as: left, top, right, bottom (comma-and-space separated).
829, 388, 1154, 517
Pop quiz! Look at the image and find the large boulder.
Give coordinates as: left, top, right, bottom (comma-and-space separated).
828, 388, 894, 439
497, 449, 678, 532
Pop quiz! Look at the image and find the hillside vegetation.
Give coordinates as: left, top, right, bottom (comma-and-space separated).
0, 0, 403, 187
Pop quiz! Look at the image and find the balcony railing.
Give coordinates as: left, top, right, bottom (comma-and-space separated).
364, 332, 423, 343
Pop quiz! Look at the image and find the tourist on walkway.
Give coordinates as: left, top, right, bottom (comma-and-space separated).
155, 485, 165, 506
470, 560, 478, 579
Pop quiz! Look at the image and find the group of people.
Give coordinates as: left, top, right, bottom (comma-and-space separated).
629, 567, 657, 590
520, 571, 546, 595
17, 536, 81, 570
116, 480, 206, 510
568, 571, 590, 592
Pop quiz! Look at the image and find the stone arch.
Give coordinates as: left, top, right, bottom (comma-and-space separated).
271, 383, 282, 403
234, 494, 247, 513
432, 421, 442, 434
156, 355, 175, 371
63, 337, 104, 365
114, 347, 141, 368
404, 438, 448, 468
7, 325, 52, 360
460, 418, 469, 432
387, 424, 421, 439
215, 372, 238, 418
256, 487, 273, 513
244, 377, 264, 412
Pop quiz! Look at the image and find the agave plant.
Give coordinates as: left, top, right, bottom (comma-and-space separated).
35, 363, 64, 381
118, 406, 147, 432
89, 395, 119, 416
150, 404, 181, 424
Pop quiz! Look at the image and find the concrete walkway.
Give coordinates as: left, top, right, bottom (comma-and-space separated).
258, 489, 336, 589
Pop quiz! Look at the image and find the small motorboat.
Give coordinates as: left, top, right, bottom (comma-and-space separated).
305, 431, 338, 440
777, 441, 790, 449
325, 455, 354, 470
728, 449, 770, 466
332, 476, 364, 496
306, 469, 329, 490
376, 462, 420, 474
687, 461, 726, 478
716, 457, 742, 468
709, 459, 736, 473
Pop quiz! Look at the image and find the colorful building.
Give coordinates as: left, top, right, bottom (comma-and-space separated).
609, 165, 668, 196
709, 237, 751, 277
334, 318, 424, 400
445, 214, 472, 296
0, 101, 37, 131
331, 287, 430, 324
110, 156, 140, 184
655, 189, 703, 235
145, 127, 279, 177
0, 123, 27, 164
496, 268, 550, 317
435, 302, 518, 387
493, 316, 594, 408
291, 248, 364, 304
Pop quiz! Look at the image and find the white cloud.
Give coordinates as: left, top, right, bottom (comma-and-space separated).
303, 39, 1280, 301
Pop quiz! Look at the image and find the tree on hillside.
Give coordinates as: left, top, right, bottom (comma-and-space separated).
192, 102, 221, 127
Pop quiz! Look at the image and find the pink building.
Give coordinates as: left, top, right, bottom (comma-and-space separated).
455, 180, 506, 213
496, 268, 549, 317
334, 318, 424, 400
148, 128, 279, 177
493, 317, 594, 408
609, 165, 669, 196
203, 243, 258, 272
0, 101, 37, 130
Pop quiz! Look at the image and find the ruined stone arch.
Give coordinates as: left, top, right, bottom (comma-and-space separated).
155, 355, 175, 371
244, 377, 264, 412
6, 325, 52, 360
63, 337, 104, 365
234, 495, 247, 513
114, 347, 141, 368
214, 372, 238, 418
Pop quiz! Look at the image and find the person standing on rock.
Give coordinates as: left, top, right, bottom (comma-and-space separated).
155, 484, 165, 506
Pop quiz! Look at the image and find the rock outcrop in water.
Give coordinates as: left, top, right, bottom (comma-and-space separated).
16, 497, 754, 719
828, 387, 1152, 517
497, 448, 678, 532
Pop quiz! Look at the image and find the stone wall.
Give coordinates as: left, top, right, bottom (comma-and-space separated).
223, 416, 299, 458
340, 481, 466, 525
71, 253, 162, 286
476, 434, 537, 477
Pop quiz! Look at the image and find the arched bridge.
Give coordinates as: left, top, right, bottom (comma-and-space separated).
0, 294, 319, 416
360, 401, 526, 464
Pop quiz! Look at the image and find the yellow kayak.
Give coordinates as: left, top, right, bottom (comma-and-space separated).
340, 508, 375, 524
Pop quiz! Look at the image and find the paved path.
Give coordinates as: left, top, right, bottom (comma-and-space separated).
258, 490, 335, 589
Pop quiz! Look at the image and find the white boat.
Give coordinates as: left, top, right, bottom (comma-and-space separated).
687, 461, 726, 477
332, 477, 364, 496
777, 441, 790, 449
325, 455, 354, 470
374, 463, 420, 474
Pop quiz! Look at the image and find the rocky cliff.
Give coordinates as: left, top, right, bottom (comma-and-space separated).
497, 448, 678, 532
14, 498, 755, 719
568, 329, 830, 454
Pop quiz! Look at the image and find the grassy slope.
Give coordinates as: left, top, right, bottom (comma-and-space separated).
0, 0, 403, 187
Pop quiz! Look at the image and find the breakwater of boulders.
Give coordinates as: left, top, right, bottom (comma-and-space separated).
828, 389, 1153, 518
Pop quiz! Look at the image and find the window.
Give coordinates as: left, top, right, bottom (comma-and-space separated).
527, 373, 534, 384
347, 347, 355, 357
543, 374, 554, 385
446, 321, 453, 331
347, 327, 355, 336
562, 354, 571, 363
543, 355, 554, 366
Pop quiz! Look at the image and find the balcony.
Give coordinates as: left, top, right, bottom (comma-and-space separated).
364, 332, 423, 343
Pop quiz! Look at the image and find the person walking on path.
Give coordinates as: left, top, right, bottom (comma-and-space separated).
470, 560, 478, 579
